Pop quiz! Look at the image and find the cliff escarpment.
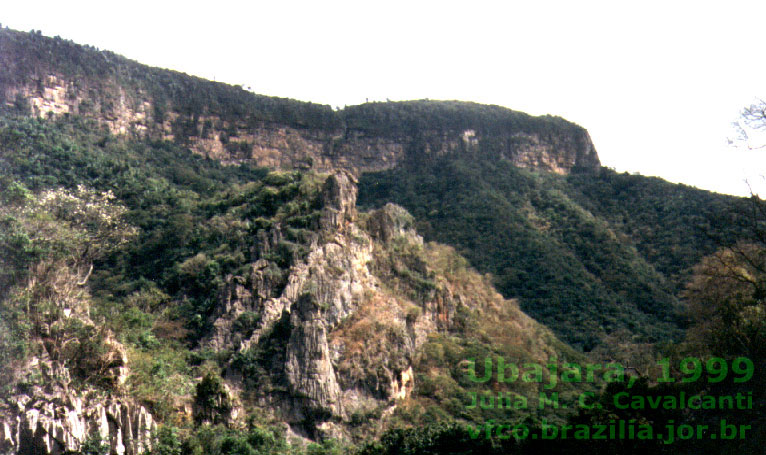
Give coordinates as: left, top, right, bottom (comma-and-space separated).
0, 28, 600, 176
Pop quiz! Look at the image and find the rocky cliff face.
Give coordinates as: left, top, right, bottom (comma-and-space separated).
1, 72, 598, 175
0, 252, 156, 455
1, 382, 154, 455
199, 172, 565, 441
202, 172, 420, 439
0, 167, 573, 450
0, 28, 599, 176
0, 340, 155, 455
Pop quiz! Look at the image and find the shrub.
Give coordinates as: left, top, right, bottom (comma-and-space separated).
81, 430, 109, 455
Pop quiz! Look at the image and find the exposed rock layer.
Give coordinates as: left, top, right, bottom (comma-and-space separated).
1, 75, 599, 176
0, 356, 155, 455
202, 172, 563, 440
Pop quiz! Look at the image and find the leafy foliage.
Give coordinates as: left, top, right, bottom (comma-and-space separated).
0, 112, 323, 423
0, 179, 136, 390
342, 99, 587, 142
358, 157, 704, 349
1, 26, 761, 453
80, 430, 110, 455
566, 169, 743, 289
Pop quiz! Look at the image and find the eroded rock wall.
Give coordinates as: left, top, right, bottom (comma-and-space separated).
2, 74, 599, 175
0, 355, 155, 455
200, 172, 456, 439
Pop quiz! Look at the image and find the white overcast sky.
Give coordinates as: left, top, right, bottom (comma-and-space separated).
4, 0, 766, 196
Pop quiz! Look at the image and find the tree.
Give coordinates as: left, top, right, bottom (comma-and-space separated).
682, 178, 766, 358
731, 99, 766, 150
679, 162, 766, 452
194, 372, 232, 424
683, 241, 766, 358
81, 431, 110, 455
0, 182, 136, 388
150, 426, 182, 455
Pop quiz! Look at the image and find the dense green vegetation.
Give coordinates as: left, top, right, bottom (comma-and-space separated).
0, 112, 329, 420
355, 143, 762, 454
1, 26, 762, 454
0, 111, 758, 455
341, 99, 588, 140
0, 112, 582, 452
566, 170, 746, 288
358, 156, 724, 350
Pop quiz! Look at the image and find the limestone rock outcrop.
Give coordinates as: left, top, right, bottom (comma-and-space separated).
2, 71, 600, 176
198, 172, 464, 439
0, 26, 600, 177
0, 355, 155, 455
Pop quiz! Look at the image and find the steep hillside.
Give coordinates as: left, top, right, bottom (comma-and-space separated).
565, 170, 743, 289
0, 112, 585, 453
0, 29, 739, 352
0, 26, 757, 455
358, 158, 743, 352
